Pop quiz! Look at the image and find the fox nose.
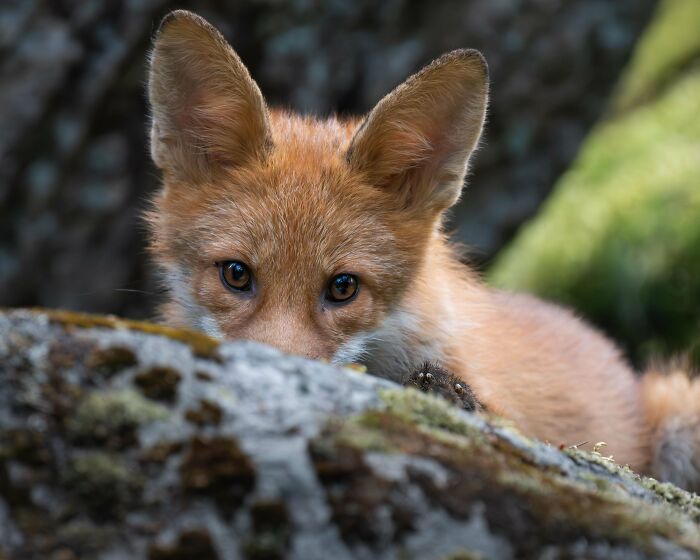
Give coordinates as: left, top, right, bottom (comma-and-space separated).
272, 338, 324, 360
245, 315, 329, 361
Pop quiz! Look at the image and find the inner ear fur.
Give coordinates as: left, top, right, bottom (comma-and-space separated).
148, 10, 271, 181
347, 49, 489, 213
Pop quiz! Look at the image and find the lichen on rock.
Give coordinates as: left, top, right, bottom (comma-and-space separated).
0, 308, 698, 559
68, 389, 169, 445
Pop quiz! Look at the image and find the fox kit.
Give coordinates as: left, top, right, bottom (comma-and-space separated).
147, 11, 700, 491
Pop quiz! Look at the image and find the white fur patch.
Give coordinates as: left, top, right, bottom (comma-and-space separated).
332, 308, 445, 382
163, 263, 223, 339
197, 314, 224, 339
331, 334, 372, 366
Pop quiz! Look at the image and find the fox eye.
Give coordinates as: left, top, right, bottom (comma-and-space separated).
326, 273, 359, 303
219, 261, 252, 292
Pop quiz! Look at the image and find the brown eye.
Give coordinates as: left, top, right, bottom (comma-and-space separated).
219, 261, 252, 292
326, 273, 359, 303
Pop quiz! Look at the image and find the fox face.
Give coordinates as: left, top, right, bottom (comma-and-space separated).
150, 117, 433, 360
147, 11, 488, 366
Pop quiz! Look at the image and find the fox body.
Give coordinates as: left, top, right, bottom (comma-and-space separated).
147, 11, 700, 490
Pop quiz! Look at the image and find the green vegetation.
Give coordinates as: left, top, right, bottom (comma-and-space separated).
489, 0, 700, 367
613, 0, 700, 114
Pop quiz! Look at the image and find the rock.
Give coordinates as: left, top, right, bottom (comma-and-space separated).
489, 0, 700, 368
0, 308, 699, 559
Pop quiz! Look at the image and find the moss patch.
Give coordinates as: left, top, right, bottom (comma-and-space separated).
68, 389, 168, 446
62, 452, 143, 517
311, 404, 700, 556
378, 388, 486, 444
41, 308, 220, 359
642, 478, 700, 522
334, 413, 397, 454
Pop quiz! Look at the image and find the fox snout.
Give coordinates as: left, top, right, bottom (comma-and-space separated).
233, 312, 333, 362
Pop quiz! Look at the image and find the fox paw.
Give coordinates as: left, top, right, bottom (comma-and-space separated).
405, 362, 484, 412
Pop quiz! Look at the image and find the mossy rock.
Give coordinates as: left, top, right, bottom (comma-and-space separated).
489, 0, 700, 367
1, 308, 699, 559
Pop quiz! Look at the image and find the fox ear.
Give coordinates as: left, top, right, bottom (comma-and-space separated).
148, 10, 271, 181
346, 50, 488, 214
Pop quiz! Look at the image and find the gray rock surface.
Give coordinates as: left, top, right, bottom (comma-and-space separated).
1, 308, 699, 559
0, 1, 655, 318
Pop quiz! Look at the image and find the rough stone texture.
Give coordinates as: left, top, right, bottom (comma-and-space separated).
1, 308, 699, 560
0, 0, 655, 318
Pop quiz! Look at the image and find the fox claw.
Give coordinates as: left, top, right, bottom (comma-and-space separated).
405, 362, 484, 412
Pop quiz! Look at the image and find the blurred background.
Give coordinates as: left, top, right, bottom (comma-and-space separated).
1, 0, 698, 368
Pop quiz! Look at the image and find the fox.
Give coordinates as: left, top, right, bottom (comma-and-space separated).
146, 10, 700, 491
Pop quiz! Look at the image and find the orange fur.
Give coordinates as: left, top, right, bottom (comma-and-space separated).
146, 10, 700, 489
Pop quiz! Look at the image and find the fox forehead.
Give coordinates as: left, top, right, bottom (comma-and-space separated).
268, 110, 358, 157
157, 110, 421, 291
191, 180, 397, 281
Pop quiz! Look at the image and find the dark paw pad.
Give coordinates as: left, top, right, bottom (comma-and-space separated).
405, 362, 484, 412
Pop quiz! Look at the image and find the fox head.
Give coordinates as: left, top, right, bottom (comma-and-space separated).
147, 10, 488, 365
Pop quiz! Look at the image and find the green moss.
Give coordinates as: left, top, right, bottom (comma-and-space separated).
321, 391, 700, 551
68, 389, 169, 442
489, 68, 700, 366
314, 405, 700, 554
378, 388, 486, 444
63, 452, 142, 514
613, 0, 700, 113
335, 414, 397, 453
563, 446, 625, 476
642, 478, 700, 522
40, 308, 220, 359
